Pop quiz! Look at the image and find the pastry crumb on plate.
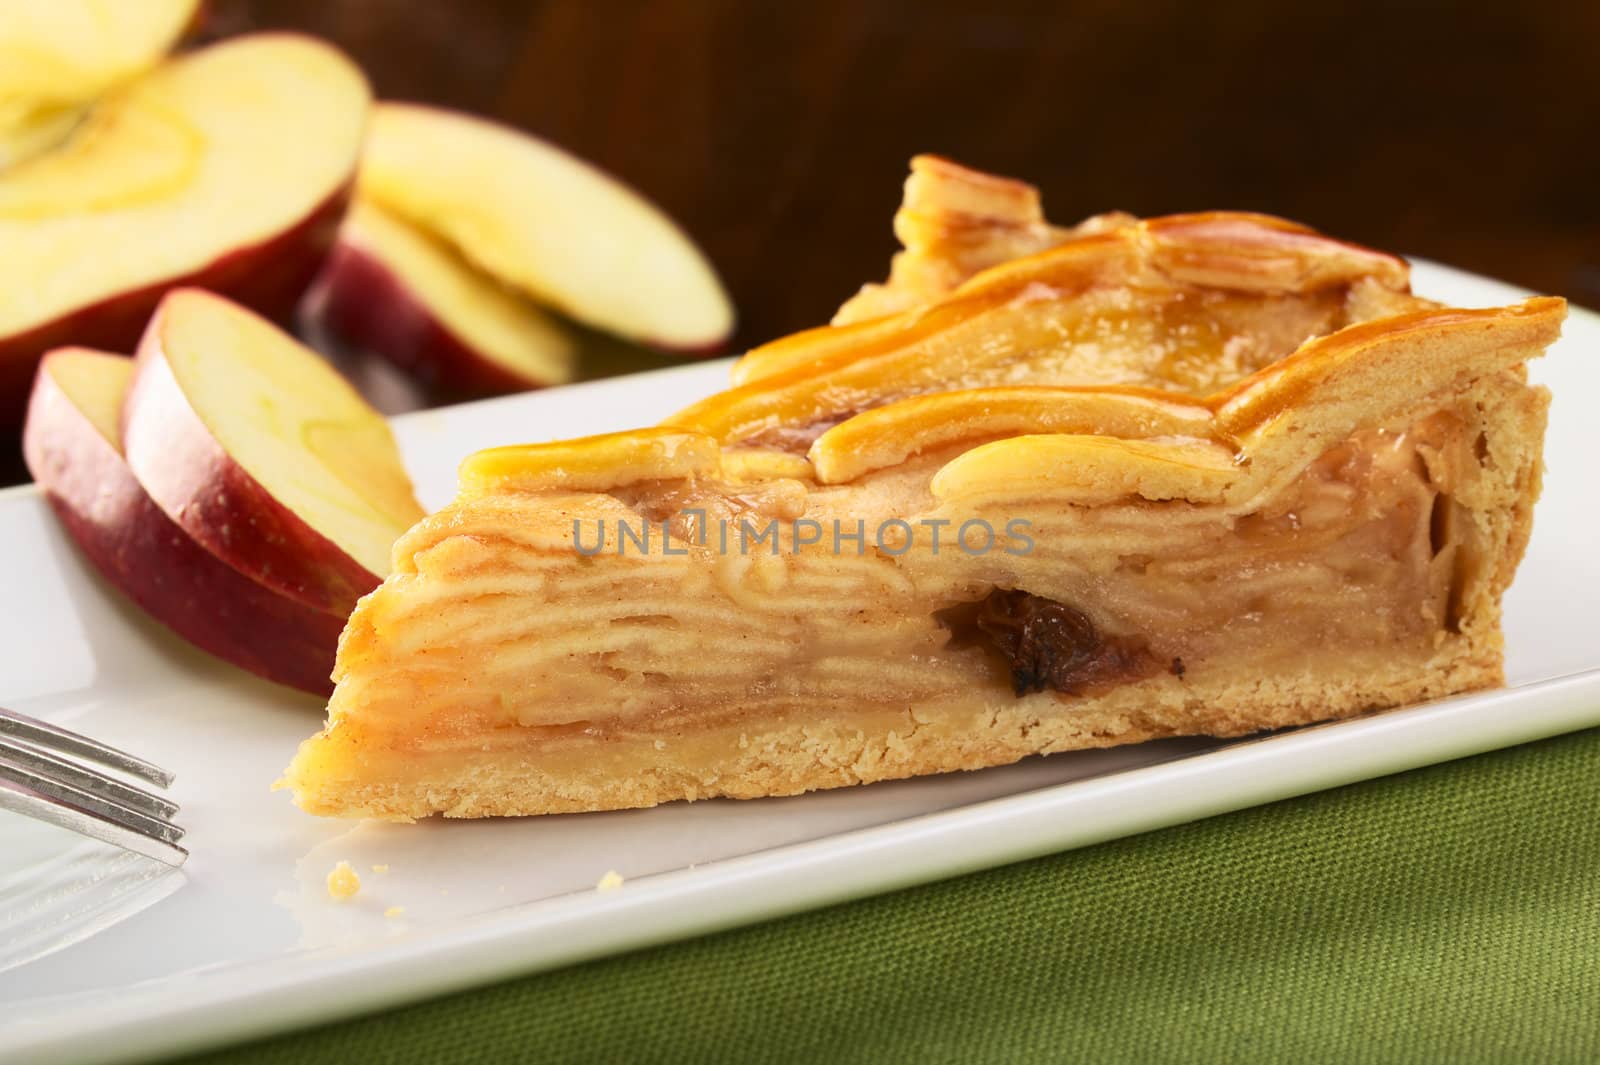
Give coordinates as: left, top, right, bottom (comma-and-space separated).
326, 861, 360, 901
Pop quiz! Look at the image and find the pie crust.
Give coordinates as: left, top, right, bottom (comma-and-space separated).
283, 156, 1563, 819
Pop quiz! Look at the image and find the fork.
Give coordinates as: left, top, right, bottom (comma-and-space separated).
0, 706, 187, 867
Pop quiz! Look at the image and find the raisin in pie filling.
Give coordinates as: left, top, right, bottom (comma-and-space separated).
282, 159, 1560, 819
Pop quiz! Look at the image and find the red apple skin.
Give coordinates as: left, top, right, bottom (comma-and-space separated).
22, 352, 340, 696
120, 290, 383, 616
0, 186, 350, 433
304, 237, 560, 396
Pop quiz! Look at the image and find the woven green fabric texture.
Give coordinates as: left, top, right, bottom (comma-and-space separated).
174, 727, 1600, 1065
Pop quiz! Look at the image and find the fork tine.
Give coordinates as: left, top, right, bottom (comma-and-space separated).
0, 779, 188, 867
0, 752, 184, 846
0, 706, 173, 789
0, 705, 187, 867
0, 736, 179, 820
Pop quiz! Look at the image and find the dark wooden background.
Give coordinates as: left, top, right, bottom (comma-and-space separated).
208, 0, 1600, 347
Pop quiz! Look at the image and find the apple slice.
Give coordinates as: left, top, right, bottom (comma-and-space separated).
0, 33, 370, 428
305, 200, 577, 394
122, 289, 426, 615
357, 102, 734, 352
1, 0, 199, 167
22, 348, 343, 695
0, 104, 87, 172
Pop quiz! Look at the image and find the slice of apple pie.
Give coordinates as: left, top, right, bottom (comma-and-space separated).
284, 157, 1563, 819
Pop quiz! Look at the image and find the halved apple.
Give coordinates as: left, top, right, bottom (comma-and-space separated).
356, 102, 733, 352
22, 348, 343, 695
305, 200, 577, 395
0, 33, 370, 428
122, 289, 425, 615
1, 0, 199, 167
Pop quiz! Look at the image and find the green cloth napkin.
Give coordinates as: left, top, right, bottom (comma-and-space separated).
175, 726, 1600, 1065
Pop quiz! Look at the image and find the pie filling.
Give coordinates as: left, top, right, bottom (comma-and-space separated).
313, 383, 1519, 763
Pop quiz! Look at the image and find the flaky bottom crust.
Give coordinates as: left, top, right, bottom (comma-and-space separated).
287, 648, 1500, 819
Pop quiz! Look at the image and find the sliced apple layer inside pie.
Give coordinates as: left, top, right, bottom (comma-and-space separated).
284, 156, 1563, 819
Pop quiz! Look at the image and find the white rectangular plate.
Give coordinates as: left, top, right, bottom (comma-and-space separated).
2, 262, 1597, 1065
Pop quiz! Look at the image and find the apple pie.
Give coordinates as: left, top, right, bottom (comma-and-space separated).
283, 156, 1563, 819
